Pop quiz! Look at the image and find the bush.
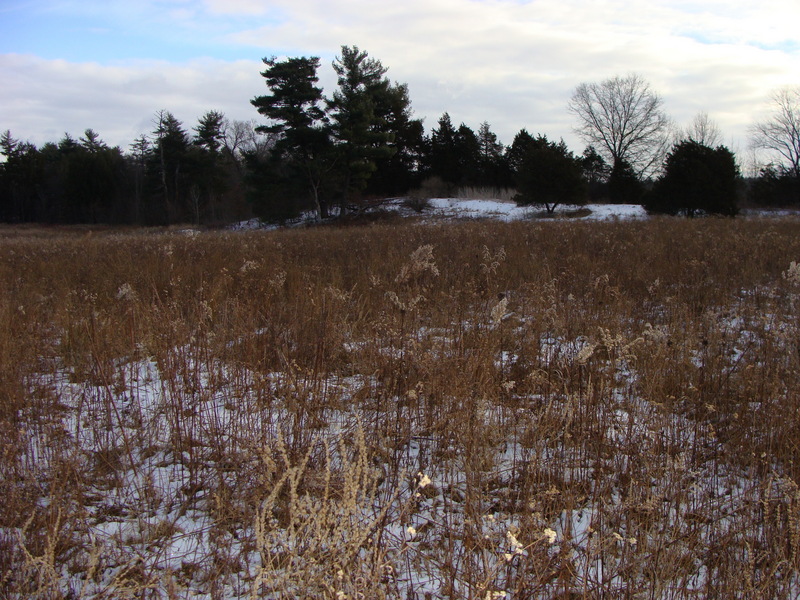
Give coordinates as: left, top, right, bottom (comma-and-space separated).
513, 135, 586, 214
608, 159, 645, 204
748, 165, 800, 207
647, 140, 739, 216
403, 176, 451, 212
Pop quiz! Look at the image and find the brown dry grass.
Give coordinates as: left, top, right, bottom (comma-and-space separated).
2, 216, 800, 599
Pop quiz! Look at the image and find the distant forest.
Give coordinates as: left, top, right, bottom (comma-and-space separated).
2, 46, 799, 225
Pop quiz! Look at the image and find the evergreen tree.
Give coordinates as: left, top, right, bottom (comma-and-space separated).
58, 133, 80, 155
608, 159, 644, 204
328, 46, 396, 213
1, 129, 130, 224
38, 142, 64, 219
80, 129, 108, 153
424, 115, 485, 190
426, 113, 460, 190
365, 82, 425, 196
1, 115, 259, 226
128, 135, 151, 224
252, 56, 333, 220
581, 145, 611, 201
505, 129, 537, 175
191, 110, 229, 223
194, 110, 225, 154
151, 110, 190, 223
748, 164, 800, 207
61, 140, 126, 223
0, 130, 19, 160
647, 140, 740, 216
454, 123, 481, 187
0, 134, 42, 222
476, 121, 507, 188
512, 135, 586, 214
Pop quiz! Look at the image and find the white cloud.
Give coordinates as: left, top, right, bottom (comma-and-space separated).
202, 0, 277, 16
1, 54, 268, 149
218, 0, 800, 145
1, 0, 798, 154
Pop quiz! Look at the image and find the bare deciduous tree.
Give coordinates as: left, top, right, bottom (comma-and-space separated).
751, 86, 800, 179
680, 111, 722, 147
221, 118, 274, 170
568, 73, 671, 177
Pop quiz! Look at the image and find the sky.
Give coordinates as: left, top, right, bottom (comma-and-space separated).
1, 0, 799, 166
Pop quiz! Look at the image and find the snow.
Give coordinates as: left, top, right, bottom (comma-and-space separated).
231, 195, 800, 230
231, 199, 650, 229
12, 319, 784, 598
576, 203, 648, 220
426, 198, 531, 221
424, 198, 648, 221
9, 203, 800, 598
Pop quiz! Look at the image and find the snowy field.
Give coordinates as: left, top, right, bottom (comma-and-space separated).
3, 214, 800, 599
236, 197, 798, 231
422, 199, 647, 221
231, 200, 651, 231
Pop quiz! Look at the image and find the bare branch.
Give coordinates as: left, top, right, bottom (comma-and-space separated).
568, 74, 671, 177
751, 86, 800, 178
679, 111, 722, 147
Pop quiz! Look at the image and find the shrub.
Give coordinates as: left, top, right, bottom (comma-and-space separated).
512, 135, 586, 214
608, 159, 645, 204
403, 176, 451, 212
647, 140, 740, 216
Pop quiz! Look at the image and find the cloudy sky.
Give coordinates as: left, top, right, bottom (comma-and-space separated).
2, 0, 798, 161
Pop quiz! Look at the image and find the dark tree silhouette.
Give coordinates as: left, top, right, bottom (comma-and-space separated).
647, 140, 739, 216
513, 134, 586, 214
251, 56, 333, 220
328, 46, 398, 213
608, 159, 644, 205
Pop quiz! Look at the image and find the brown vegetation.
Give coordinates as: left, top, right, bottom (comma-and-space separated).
2, 217, 800, 598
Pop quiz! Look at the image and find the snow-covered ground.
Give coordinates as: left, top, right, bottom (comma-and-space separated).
8, 207, 800, 598
232, 200, 649, 230
423, 198, 648, 221
233, 197, 800, 230
12, 298, 797, 598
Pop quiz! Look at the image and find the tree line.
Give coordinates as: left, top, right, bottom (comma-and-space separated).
2, 46, 799, 225
0, 112, 261, 225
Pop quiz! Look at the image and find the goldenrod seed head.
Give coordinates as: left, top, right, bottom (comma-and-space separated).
543, 528, 557, 544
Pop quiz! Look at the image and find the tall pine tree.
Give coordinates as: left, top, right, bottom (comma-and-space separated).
252, 56, 333, 220
327, 46, 397, 213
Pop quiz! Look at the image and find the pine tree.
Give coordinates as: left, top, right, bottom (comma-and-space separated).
477, 122, 506, 188
608, 159, 644, 205
328, 46, 396, 213
194, 111, 225, 154
648, 140, 739, 216
128, 135, 151, 224
505, 129, 537, 174
426, 113, 461, 189
151, 110, 190, 223
191, 110, 229, 223
252, 56, 333, 220
581, 146, 611, 201
80, 129, 108, 153
512, 135, 586, 214
454, 123, 481, 187
0, 130, 19, 160
365, 82, 425, 196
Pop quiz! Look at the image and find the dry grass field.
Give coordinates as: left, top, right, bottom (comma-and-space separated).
2, 216, 800, 599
